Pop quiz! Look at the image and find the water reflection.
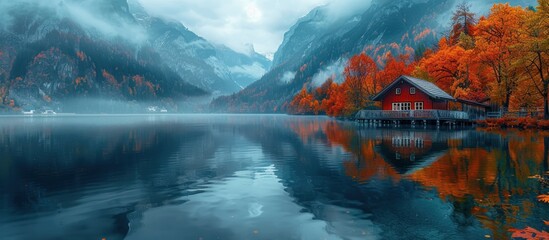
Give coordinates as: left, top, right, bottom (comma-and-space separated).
321, 122, 549, 239
0, 115, 547, 240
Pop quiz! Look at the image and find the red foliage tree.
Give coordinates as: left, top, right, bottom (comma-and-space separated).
289, 88, 320, 115
342, 53, 379, 115
449, 2, 477, 45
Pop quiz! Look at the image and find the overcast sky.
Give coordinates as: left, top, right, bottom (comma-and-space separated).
137, 0, 329, 56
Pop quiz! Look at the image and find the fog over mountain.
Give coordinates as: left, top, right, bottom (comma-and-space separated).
128, 0, 271, 95
134, 0, 329, 55
0, 0, 538, 113
211, 0, 538, 113
0, 0, 271, 113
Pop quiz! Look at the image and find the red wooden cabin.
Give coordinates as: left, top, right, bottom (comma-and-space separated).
357, 76, 488, 123
372, 75, 455, 111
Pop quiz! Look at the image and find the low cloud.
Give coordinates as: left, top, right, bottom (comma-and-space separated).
311, 58, 347, 87
62, 1, 147, 44
280, 71, 296, 84
0, 0, 147, 45
229, 62, 268, 80
136, 0, 328, 55
324, 0, 373, 22
0, 0, 53, 30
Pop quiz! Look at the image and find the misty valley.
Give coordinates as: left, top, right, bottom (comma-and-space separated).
1, 0, 549, 239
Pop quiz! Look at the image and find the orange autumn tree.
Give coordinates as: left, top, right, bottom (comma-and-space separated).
315, 77, 334, 101
415, 36, 487, 101
475, 4, 527, 110
288, 88, 320, 115
413, 3, 489, 101
290, 51, 417, 117
341, 53, 379, 115
322, 80, 347, 117
416, 38, 461, 95
514, 0, 549, 118
449, 2, 478, 45
415, 2, 490, 101
290, 1, 549, 117
379, 52, 415, 88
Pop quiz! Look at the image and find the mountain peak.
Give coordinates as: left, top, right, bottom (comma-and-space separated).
245, 43, 256, 55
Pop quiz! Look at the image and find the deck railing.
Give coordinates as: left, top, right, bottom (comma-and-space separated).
355, 110, 469, 121
486, 109, 544, 118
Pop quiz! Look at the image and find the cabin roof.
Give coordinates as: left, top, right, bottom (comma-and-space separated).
456, 98, 490, 108
372, 75, 455, 101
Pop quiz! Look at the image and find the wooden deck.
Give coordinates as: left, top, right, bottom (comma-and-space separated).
355, 110, 470, 122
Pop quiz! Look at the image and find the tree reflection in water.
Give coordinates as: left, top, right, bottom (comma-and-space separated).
312, 121, 549, 239
0, 115, 547, 239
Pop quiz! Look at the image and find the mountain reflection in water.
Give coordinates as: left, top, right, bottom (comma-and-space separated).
0, 115, 547, 240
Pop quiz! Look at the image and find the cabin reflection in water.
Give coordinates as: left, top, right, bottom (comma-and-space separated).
343, 126, 547, 239
380, 130, 503, 176
354, 129, 503, 177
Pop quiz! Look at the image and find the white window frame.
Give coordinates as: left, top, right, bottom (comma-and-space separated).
395, 88, 401, 95
392, 103, 399, 111
410, 87, 416, 95
393, 102, 411, 111
415, 102, 424, 110
401, 102, 411, 111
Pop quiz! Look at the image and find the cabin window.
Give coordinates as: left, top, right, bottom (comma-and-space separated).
396, 88, 401, 95
393, 102, 411, 111
401, 102, 411, 110
415, 102, 424, 110
410, 87, 416, 94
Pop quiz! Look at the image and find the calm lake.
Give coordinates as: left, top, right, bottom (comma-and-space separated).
0, 114, 548, 240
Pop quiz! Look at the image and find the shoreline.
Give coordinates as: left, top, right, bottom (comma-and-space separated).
476, 117, 549, 130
